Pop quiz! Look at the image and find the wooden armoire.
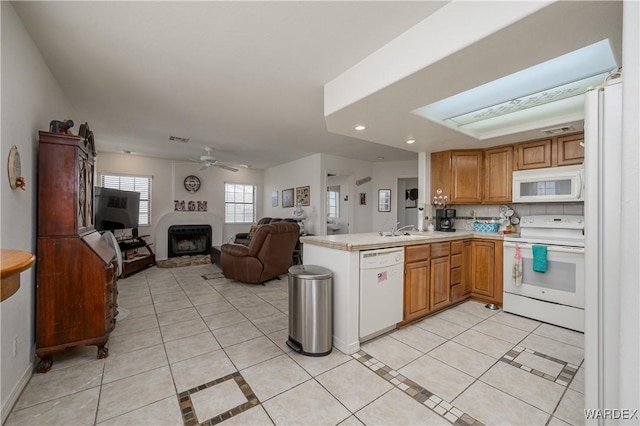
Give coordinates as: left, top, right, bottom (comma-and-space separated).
35, 130, 118, 373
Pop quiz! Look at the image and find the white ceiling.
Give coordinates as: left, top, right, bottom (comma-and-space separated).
13, 1, 622, 170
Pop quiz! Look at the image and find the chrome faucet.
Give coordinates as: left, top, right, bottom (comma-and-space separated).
395, 224, 415, 235
390, 223, 415, 236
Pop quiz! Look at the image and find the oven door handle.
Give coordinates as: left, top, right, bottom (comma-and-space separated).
504, 241, 584, 254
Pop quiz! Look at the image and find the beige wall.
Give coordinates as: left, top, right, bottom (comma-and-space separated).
0, 3, 79, 419
95, 155, 264, 252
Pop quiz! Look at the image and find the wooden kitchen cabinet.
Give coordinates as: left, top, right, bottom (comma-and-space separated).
431, 150, 482, 204
430, 243, 450, 310
450, 239, 471, 302
515, 138, 553, 170
430, 256, 450, 310
470, 239, 503, 305
556, 133, 584, 166
451, 150, 483, 203
430, 151, 451, 204
483, 146, 513, 203
404, 245, 430, 322
36, 131, 118, 373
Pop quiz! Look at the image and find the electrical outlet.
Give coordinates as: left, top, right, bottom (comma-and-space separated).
469, 209, 475, 218
12, 336, 18, 357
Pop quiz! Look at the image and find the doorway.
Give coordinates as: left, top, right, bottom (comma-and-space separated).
326, 173, 350, 235
397, 177, 419, 228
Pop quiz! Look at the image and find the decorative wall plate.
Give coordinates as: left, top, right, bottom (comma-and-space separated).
7, 146, 22, 190
184, 175, 201, 192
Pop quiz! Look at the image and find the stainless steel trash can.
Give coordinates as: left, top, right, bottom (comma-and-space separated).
287, 265, 333, 356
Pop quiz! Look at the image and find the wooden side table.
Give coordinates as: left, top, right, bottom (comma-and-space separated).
211, 246, 221, 266
1, 249, 36, 302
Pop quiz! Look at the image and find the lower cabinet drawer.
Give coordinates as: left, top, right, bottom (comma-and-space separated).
451, 283, 467, 302
406, 244, 430, 263
451, 253, 462, 268
431, 242, 450, 258
450, 267, 462, 285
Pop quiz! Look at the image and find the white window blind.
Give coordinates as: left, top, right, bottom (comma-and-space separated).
225, 183, 255, 224
100, 174, 151, 226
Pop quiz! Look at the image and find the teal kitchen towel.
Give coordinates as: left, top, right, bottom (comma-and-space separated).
532, 245, 548, 273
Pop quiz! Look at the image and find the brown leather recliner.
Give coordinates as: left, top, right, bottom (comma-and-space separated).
233, 217, 283, 245
221, 221, 300, 284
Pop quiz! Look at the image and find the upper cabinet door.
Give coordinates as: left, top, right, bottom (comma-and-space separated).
556, 133, 584, 166
515, 139, 552, 170
430, 151, 451, 203
450, 150, 482, 204
483, 146, 513, 203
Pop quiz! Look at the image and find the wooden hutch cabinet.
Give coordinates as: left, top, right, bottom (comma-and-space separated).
36, 131, 118, 373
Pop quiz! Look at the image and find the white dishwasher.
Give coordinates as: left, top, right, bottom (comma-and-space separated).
359, 247, 404, 341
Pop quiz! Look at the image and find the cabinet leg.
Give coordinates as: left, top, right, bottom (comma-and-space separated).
35, 355, 53, 374
96, 344, 109, 359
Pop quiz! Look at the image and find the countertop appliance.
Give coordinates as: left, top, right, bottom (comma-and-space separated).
359, 247, 404, 341
435, 208, 456, 232
503, 215, 584, 332
512, 165, 584, 203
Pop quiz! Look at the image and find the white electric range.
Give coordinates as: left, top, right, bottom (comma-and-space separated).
503, 215, 585, 332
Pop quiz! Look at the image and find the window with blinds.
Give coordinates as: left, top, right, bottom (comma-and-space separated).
100, 174, 152, 226
225, 183, 255, 224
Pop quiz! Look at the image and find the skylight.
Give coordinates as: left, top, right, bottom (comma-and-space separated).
413, 39, 618, 140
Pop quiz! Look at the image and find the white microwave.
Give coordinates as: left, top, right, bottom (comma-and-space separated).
512, 165, 584, 203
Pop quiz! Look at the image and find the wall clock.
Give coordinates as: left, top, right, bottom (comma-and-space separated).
184, 175, 201, 193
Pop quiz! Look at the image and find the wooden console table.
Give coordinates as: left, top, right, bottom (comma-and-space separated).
118, 238, 155, 278
1, 249, 36, 302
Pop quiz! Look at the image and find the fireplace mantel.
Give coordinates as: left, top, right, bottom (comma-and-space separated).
154, 212, 223, 260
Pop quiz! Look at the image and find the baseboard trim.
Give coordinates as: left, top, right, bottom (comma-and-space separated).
1, 361, 33, 424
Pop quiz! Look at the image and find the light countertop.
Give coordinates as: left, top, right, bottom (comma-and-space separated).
300, 231, 504, 252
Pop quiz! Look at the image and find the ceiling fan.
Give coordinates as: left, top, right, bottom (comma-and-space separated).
190, 147, 249, 172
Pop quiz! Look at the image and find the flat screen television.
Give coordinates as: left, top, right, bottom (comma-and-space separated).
94, 187, 140, 231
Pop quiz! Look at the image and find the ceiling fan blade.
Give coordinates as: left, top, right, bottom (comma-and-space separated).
217, 161, 250, 169
215, 164, 239, 172
198, 162, 212, 171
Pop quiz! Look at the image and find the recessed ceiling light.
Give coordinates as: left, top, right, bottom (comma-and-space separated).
354, 125, 366, 131
123, 150, 133, 154
377, 156, 384, 160
406, 139, 416, 144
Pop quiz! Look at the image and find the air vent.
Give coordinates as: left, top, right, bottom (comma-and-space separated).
169, 136, 190, 143
541, 125, 575, 135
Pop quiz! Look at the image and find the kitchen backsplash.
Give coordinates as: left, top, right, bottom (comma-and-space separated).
426, 203, 584, 233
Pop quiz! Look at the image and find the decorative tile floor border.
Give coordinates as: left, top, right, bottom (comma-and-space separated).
178, 371, 259, 426
352, 351, 484, 426
500, 346, 580, 387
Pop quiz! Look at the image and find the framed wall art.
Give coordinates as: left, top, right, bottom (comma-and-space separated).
378, 189, 391, 212
360, 193, 367, 205
296, 186, 310, 206
282, 188, 294, 208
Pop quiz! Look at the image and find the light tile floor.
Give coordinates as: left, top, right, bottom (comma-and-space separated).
6, 263, 585, 426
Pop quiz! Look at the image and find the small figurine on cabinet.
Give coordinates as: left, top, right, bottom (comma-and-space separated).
49, 119, 74, 134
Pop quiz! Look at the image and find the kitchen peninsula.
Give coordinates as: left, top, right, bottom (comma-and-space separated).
300, 231, 503, 354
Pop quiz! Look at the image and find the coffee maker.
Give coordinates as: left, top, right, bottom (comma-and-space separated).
435, 208, 456, 232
